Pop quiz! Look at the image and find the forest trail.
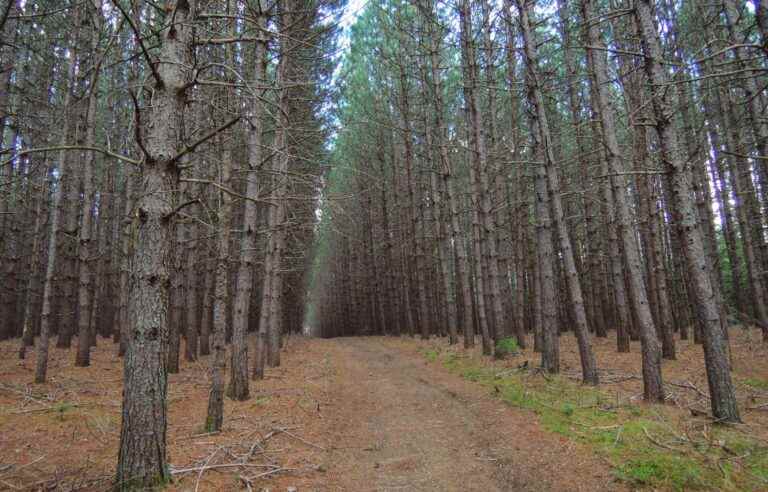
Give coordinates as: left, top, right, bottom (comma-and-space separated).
0, 335, 631, 491
321, 337, 622, 491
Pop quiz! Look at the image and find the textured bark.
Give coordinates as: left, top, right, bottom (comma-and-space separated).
116, 170, 135, 358
206, 143, 233, 432
55, 6, 86, 350
167, 217, 184, 373
116, 1, 196, 486
422, 3, 462, 344
635, 0, 739, 422
517, 0, 557, 372
35, 11, 80, 381
395, 49, 431, 340
700, 80, 743, 315
517, 0, 596, 381
199, 246, 214, 356
35, 162, 67, 383
503, 0, 528, 348
184, 214, 199, 362
582, 0, 662, 398
75, 7, 103, 367
266, 4, 295, 365
0, 4, 18, 338
458, 0, 492, 354
723, 0, 768, 239
719, 86, 768, 332
230, 3, 268, 397
18, 168, 47, 359
556, 0, 596, 337
480, 0, 507, 342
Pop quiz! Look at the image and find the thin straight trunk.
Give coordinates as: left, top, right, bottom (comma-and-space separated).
35, 12, 80, 381
719, 86, 768, 332
700, 81, 743, 315
206, 141, 232, 432
723, 0, 768, 230
117, 170, 134, 357
199, 246, 214, 356
458, 0, 492, 354
503, 0, 528, 348
396, 56, 431, 340
615, 29, 676, 358
480, 0, 507, 342
75, 7, 102, 366
19, 166, 47, 359
379, 151, 402, 337
582, 0, 662, 398
184, 215, 199, 361
36, 162, 67, 383
239, 4, 268, 387
556, 0, 597, 339
265, 1, 294, 367
423, 2, 463, 344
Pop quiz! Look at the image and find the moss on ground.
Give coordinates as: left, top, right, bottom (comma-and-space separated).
421, 347, 768, 491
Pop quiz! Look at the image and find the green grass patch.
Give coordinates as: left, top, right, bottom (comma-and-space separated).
421, 347, 768, 491
743, 377, 768, 391
494, 337, 520, 359
422, 348, 440, 363
254, 396, 271, 406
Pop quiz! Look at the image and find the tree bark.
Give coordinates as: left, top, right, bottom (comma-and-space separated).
231, 2, 268, 394
117, 1, 196, 486
75, 5, 103, 366
517, 0, 597, 382
634, 0, 739, 422
206, 142, 233, 432
582, 0, 662, 398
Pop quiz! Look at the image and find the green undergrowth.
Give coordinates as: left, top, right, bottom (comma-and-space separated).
742, 377, 768, 391
420, 346, 768, 491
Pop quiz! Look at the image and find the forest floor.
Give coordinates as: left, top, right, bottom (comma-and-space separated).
0, 329, 766, 490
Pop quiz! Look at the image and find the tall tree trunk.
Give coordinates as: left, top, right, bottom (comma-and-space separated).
116, 169, 135, 357
503, 0, 529, 348
18, 167, 47, 359
35, 6, 81, 381
75, 5, 103, 366
206, 141, 233, 432
184, 212, 200, 361
634, 0, 739, 422
422, 1, 464, 344
117, 1, 196, 486
233, 3, 268, 392
517, 0, 597, 382
458, 0, 493, 354
582, 0, 662, 398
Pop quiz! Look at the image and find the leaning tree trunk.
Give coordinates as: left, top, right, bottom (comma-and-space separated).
634, 0, 739, 423
517, 0, 597, 382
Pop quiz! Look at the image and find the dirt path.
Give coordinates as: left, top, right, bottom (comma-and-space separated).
320, 337, 623, 491
0, 336, 624, 491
